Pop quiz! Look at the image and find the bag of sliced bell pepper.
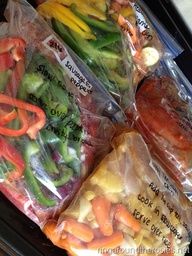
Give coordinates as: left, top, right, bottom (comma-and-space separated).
36, 0, 135, 109
0, 0, 124, 227
134, 55, 192, 200
109, 0, 163, 86
43, 131, 192, 256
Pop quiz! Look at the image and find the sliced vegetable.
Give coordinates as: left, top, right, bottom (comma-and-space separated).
115, 204, 141, 232
92, 196, 113, 236
87, 231, 124, 249
0, 93, 46, 139
62, 218, 94, 242
0, 136, 25, 181
71, 4, 118, 32
24, 142, 57, 207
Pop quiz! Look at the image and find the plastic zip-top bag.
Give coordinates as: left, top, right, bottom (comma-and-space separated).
0, 0, 124, 227
134, 57, 192, 200
137, 0, 183, 59
36, 0, 135, 109
108, 0, 163, 86
43, 131, 192, 256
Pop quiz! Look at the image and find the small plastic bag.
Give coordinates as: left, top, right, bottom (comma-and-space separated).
135, 60, 192, 200
109, 0, 163, 86
0, 0, 124, 227
43, 131, 192, 256
36, 0, 134, 109
137, 0, 183, 59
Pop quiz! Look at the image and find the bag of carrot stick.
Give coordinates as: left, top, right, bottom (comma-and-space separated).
43, 131, 192, 256
0, 0, 124, 227
109, 0, 163, 86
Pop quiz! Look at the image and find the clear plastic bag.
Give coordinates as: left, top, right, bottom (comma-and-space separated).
43, 131, 192, 256
109, 0, 163, 86
137, 0, 183, 59
0, 0, 124, 227
36, 0, 134, 109
135, 67, 192, 200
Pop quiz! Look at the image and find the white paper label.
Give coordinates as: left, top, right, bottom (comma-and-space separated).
43, 35, 92, 96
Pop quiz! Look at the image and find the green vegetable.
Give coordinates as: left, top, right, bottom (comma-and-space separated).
52, 18, 89, 61
42, 155, 59, 174
0, 70, 11, 92
53, 167, 73, 187
90, 33, 121, 49
24, 142, 57, 207
71, 4, 119, 32
110, 71, 129, 89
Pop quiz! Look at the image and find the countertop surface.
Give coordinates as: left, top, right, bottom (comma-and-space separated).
172, 0, 192, 32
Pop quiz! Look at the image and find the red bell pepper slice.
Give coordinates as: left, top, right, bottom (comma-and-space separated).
0, 136, 25, 181
0, 109, 29, 137
0, 52, 14, 72
0, 93, 46, 139
0, 109, 17, 126
6, 59, 25, 98
0, 37, 26, 56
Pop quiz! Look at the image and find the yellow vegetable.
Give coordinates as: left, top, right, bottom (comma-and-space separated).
120, 7, 134, 18
78, 197, 92, 222
88, 0, 107, 12
84, 191, 96, 201
90, 164, 123, 193
46, 1, 92, 33
51, 0, 107, 20
38, 3, 95, 39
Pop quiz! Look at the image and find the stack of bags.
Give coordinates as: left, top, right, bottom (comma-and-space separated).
0, 0, 192, 255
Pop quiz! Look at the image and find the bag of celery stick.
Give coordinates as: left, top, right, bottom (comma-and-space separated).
0, 0, 124, 227
43, 131, 192, 256
109, 0, 163, 86
37, 0, 134, 109
134, 53, 192, 201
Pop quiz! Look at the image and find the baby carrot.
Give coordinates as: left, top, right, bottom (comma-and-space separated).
87, 231, 124, 250
66, 234, 85, 250
115, 204, 141, 232
92, 196, 113, 236
62, 218, 94, 243
43, 221, 67, 249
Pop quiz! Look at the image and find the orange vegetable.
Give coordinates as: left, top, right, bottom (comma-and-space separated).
0, 109, 29, 137
87, 231, 124, 250
66, 234, 85, 250
0, 109, 17, 126
43, 221, 67, 249
115, 204, 141, 232
92, 196, 113, 236
118, 14, 137, 46
62, 218, 94, 243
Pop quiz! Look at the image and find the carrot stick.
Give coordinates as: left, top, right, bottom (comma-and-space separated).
66, 234, 85, 250
115, 204, 141, 232
43, 221, 68, 249
92, 196, 113, 236
62, 218, 94, 243
87, 231, 124, 250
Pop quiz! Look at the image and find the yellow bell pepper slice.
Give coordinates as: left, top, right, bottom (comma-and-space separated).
45, 1, 92, 33
51, 0, 107, 20
38, 3, 95, 39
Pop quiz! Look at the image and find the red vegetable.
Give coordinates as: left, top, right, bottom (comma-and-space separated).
0, 93, 46, 139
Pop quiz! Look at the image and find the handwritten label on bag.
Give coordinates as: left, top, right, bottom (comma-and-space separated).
130, 2, 153, 41
150, 160, 179, 199
43, 35, 92, 96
